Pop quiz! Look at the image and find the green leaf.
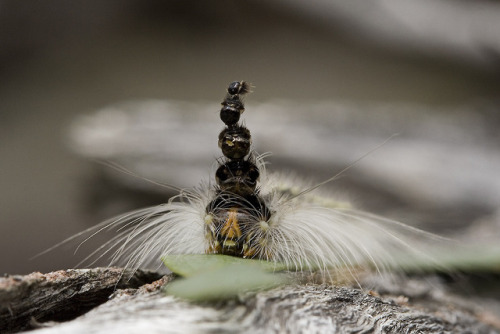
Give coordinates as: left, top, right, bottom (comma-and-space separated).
163, 261, 287, 301
162, 254, 288, 277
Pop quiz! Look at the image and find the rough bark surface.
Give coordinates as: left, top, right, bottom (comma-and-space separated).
1, 268, 499, 334
0, 268, 162, 333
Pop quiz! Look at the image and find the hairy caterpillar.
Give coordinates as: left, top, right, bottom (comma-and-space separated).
49, 81, 445, 283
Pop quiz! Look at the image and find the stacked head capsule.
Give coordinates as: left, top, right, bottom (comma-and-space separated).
205, 81, 271, 258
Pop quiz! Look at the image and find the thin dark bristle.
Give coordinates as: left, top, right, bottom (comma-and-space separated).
238, 81, 251, 95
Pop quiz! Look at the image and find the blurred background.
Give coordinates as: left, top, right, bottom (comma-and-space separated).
1, 0, 500, 275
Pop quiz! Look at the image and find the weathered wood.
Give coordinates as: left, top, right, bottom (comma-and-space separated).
1, 268, 499, 334
0, 268, 163, 333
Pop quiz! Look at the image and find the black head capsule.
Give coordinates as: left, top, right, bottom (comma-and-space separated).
220, 81, 250, 126
218, 126, 251, 160
220, 105, 242, 126
215, 160, 260, 197
228, 81, 250, 95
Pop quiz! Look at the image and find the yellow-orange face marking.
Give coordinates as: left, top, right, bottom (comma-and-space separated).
243, 244, 256, 258
206, 240, 221, 254
220, 208, 242, 239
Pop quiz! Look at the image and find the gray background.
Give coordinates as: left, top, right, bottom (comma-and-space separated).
1, 0, 500, 275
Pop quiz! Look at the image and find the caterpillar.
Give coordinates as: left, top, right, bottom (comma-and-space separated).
52, 81, 445, 283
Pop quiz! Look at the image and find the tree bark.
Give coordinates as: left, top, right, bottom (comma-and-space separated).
0, 268, 162, 333
1, 268, 499, 334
